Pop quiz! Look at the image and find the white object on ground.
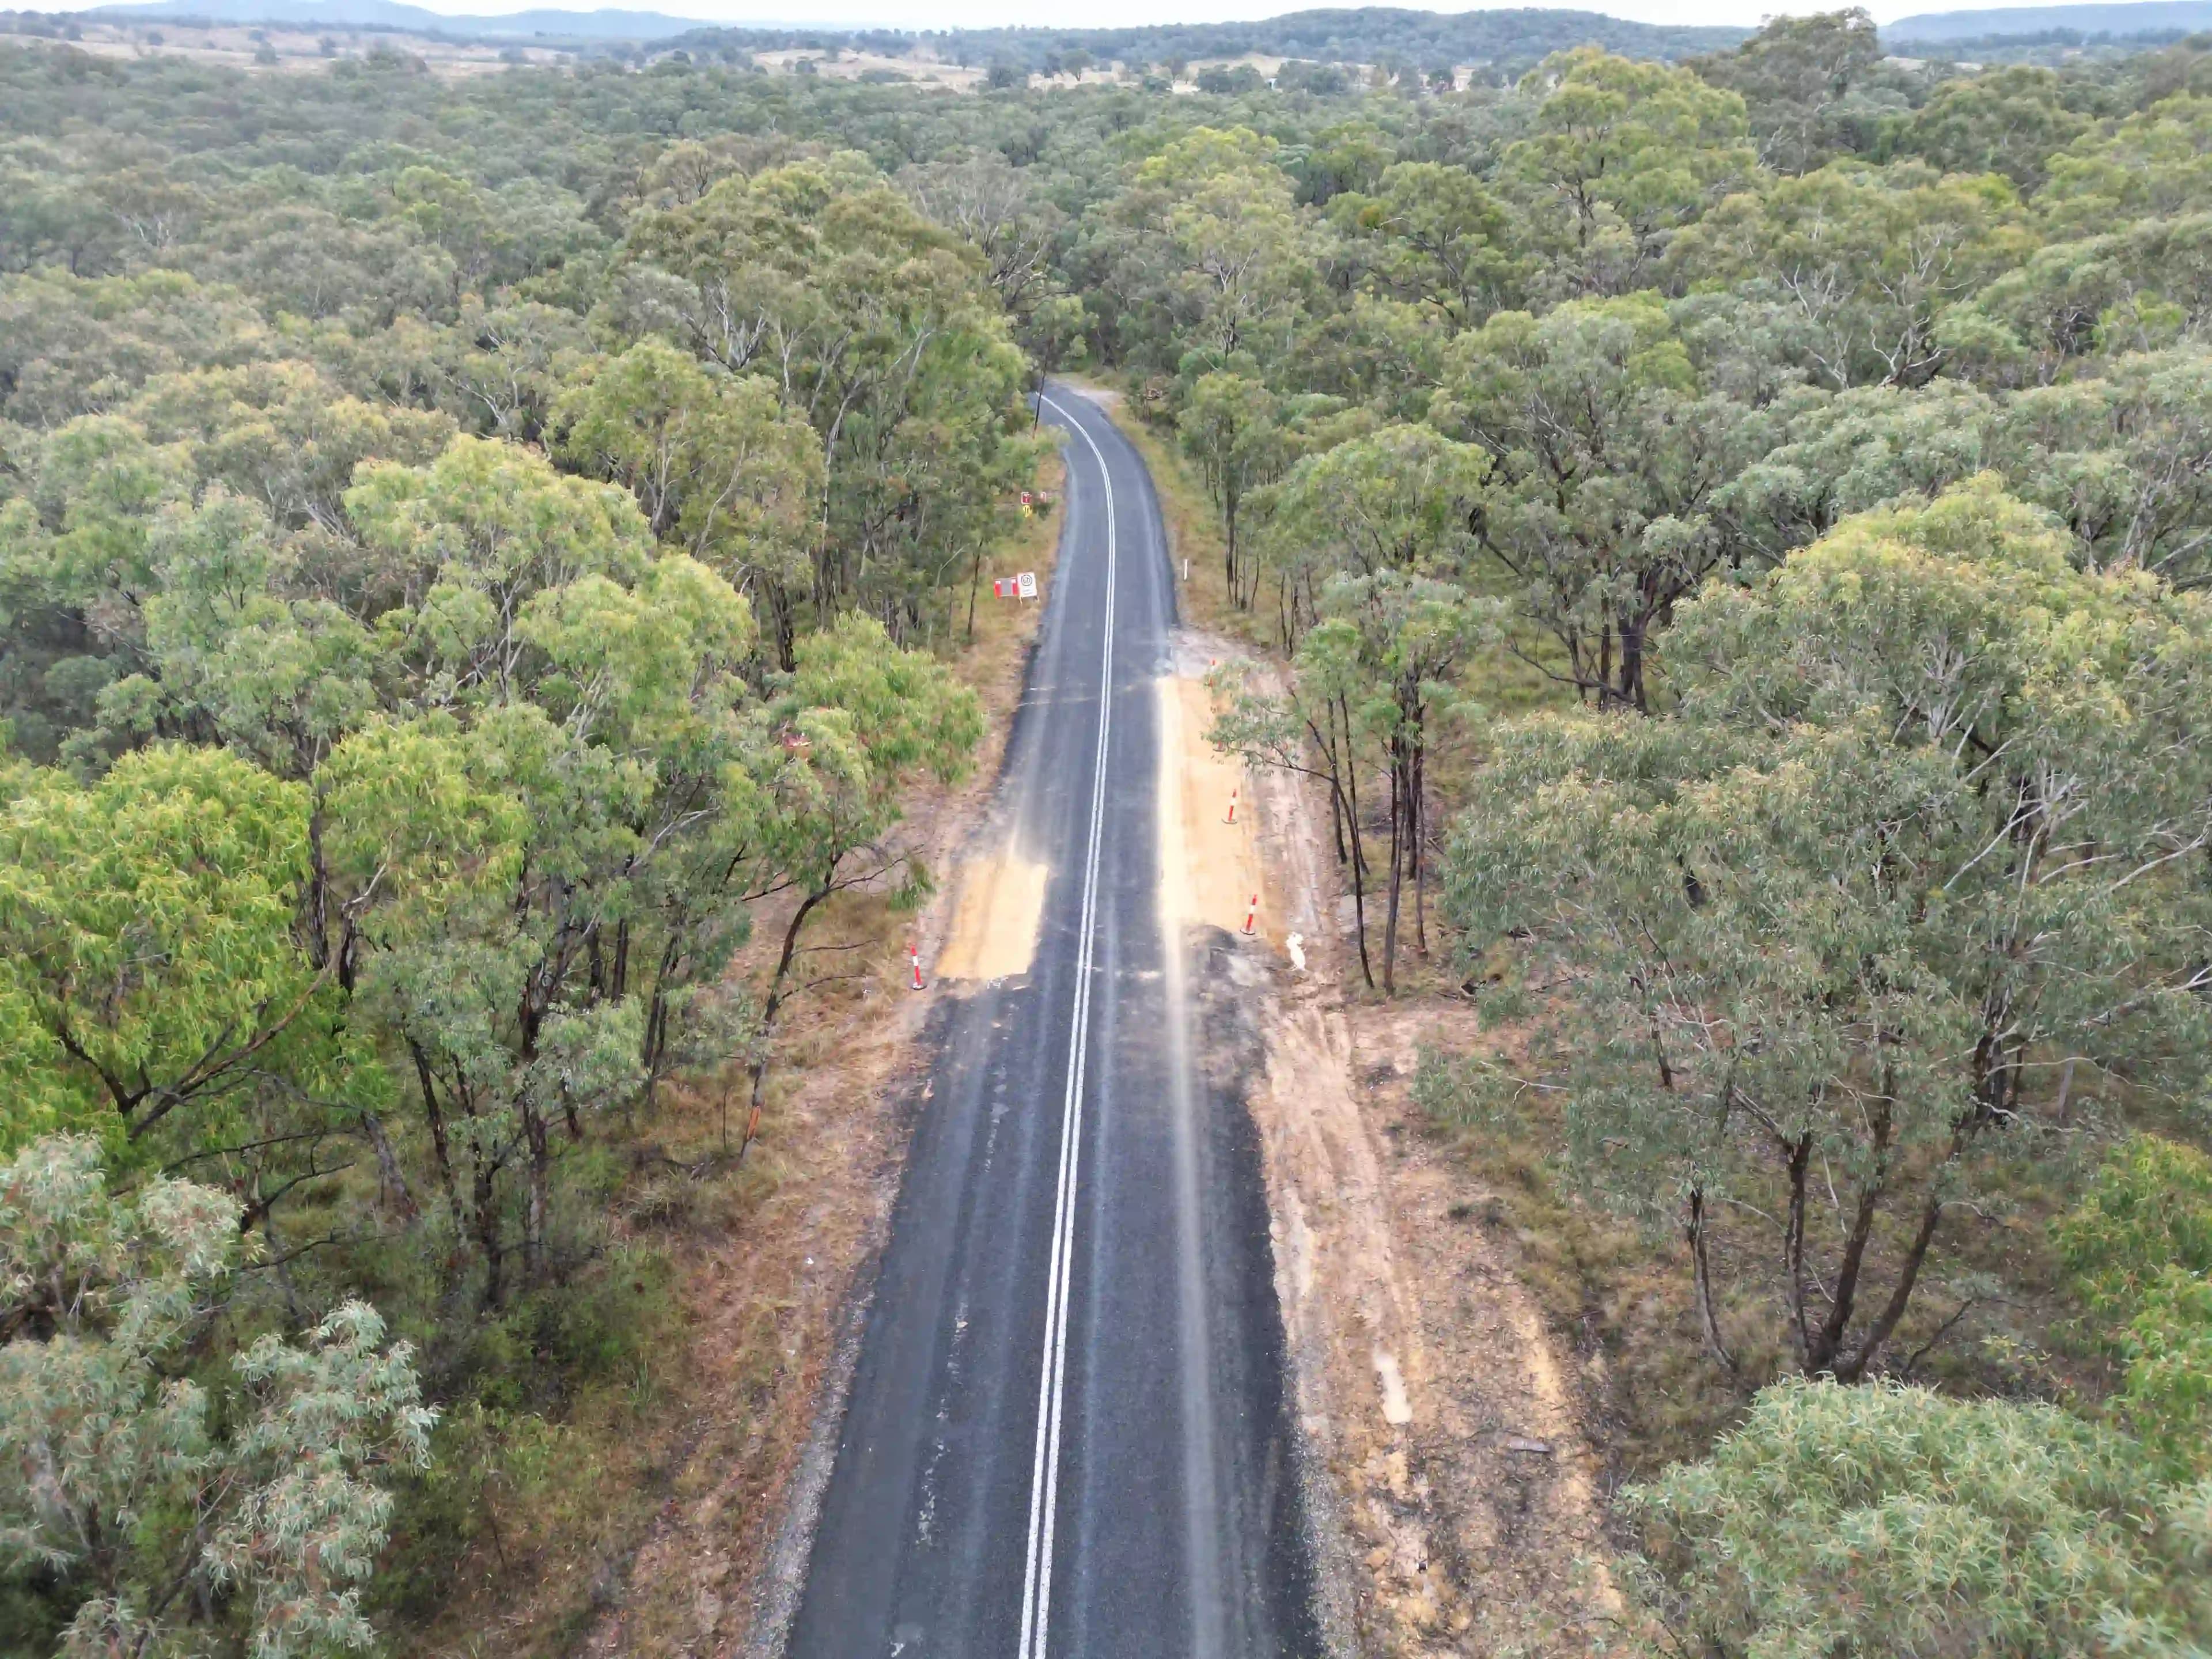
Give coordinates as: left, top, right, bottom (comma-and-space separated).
1286, 932, 1306, 974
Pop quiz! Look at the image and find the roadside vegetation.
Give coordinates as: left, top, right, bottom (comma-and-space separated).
5, 12, 2212, 1653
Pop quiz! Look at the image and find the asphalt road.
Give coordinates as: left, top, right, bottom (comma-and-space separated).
789, 387, 1322, 1659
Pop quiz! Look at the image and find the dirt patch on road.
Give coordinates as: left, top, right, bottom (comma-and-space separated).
935, 853, 1050, 981
1192, 634, 1622, 1657
1157, 672, 1270, 942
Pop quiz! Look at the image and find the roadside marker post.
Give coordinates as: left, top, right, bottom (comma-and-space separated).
1242, 893, 1258, 936
908, 943, 925, 991
1225, 787, 1238, 825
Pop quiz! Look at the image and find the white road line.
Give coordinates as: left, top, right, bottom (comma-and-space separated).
1017, 393, 1117, 1659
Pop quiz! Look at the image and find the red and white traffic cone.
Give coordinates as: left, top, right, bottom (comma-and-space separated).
1225, 787, 1238, 825
908, 943, 925, 990
1242, 893, 1258, 936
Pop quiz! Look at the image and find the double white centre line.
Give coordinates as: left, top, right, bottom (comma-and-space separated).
1017, 396, 1117, 1659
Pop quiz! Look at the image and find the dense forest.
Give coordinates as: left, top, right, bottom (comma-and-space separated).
4, 10, 2212, 1654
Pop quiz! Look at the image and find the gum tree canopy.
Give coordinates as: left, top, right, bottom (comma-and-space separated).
1442, 476, 2212, 1380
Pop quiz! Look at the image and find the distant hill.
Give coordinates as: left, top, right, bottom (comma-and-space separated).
921, 8, 1746, 71
73, 2, 1747, 62
1884, 1, 2212, 42
81, 0, 747, 40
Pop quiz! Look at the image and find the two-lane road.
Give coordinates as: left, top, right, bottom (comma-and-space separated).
789, 388, 1323, 1658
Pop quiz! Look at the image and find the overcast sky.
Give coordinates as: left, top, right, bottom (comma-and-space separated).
400, 0, 2012, 31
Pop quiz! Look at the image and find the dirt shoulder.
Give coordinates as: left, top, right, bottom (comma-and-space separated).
1164, 620, 1622, 1657
1106, 385, 1623, 1654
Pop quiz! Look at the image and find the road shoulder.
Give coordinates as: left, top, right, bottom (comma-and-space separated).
1176, 629, 1623, 1657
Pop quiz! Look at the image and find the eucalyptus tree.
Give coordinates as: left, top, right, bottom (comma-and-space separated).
1176, 369, 1284, 605
1936, 215, 2212, 385
2040, 92, 2212, 237
1219, 423, 1490, 990
1622, 1378, 2212, 1658
1670, 158, 2034, 390
0, 1134, 435, 1658
618, 156, 1033, 635
1890, 66, 2091, 191
1326, 160, 1522, 329
1101, 126, 1322, 374
1991, 349, 2212, 586
1443, 479, 2212, 1380
552, 338, 823, 662
1437, 293, 1774, 711
1718, 380, 1996, 566
0, 745, 342, 1162
900, 147, 1067, 317
1501, 47, 1758, 298
733, 612, 980, 1152
2059, 1136, 2212, 1478
1687, 9, 1900, 176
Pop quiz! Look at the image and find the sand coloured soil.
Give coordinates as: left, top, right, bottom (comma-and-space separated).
933, 854, 1050, 980
1157, 675, 1267, 940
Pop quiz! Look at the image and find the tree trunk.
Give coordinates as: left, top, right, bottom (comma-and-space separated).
766, 579, 797, 673
1782, 1131, 1813, 1363
1224, 494, 1238, 602
1411, 728, 1427, 956
522, 1101, 549, 1286
1809, 1096, 1894, 1374
740, 882, 830, 1160
474, 1156, 504, 1313
641, 933, 685, 1098
1325, 702, 1347, 866
409, 1039, 461, 1222
362, 1109, 417, 1220
1340, 695, 1374, 991
1381, 743, 1404, 996
304, 809, 331, 971
1688, 1187, 1738, 1374
1836, 1184, 1948, 1382
967, 541, 985, 645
